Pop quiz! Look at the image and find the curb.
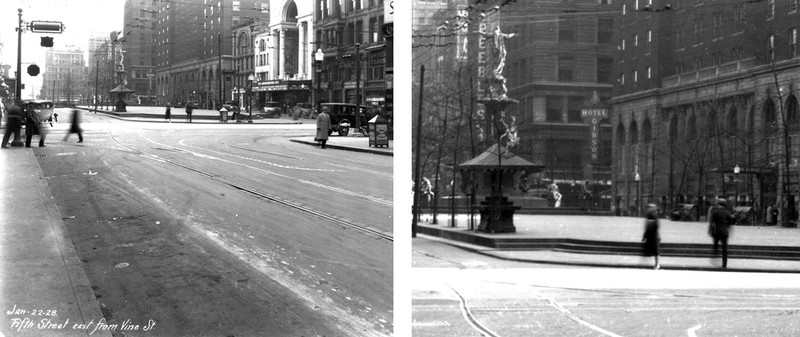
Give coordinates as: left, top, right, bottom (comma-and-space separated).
417, 224, 800, 261
416, 234, 800, 274
28, 150, 113, 336
289, 138, 393, 156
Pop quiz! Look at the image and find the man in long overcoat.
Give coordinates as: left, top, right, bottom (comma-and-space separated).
316, 107, 331, 149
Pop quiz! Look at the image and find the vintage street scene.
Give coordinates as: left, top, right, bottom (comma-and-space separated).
1, 1, 393, 336
413, 0, 800, 336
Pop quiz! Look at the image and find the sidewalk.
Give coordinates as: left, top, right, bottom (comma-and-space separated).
1, 149, 111, 336
416, 213, 800, 273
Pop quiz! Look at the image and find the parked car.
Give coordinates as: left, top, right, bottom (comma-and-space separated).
320, 103, 370, 136
670, 203, 697, 221
260, 101, 282, 118
20, 100, 54, 123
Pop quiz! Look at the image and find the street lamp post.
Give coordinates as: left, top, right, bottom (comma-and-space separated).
734, 164, 741, 208
635, 172, 642, 217
354, 43, 361, 134
247, 74, 255, 123
315, 48, 324, 112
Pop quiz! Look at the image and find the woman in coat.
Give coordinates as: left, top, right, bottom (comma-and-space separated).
316, 107, 331, 149
642, 203, 661, 270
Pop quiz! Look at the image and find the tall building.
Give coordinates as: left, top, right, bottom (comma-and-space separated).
153, 0, 269, 108
611, 0, 800, 223
40, 47, 88, 105
121, 0, 159, 101
315, 0, 386, 105
503, 1, 616, 208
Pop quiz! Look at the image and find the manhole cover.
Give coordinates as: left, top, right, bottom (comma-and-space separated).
114, 262, 130, 268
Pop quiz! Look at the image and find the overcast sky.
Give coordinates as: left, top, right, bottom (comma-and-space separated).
1, 0, 125, 98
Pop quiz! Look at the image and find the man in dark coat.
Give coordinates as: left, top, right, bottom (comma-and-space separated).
24, 106, 46, 147
165, 103, 172, 122
1, 104, 23, 148
642, 204, 661, 270
185, 103, 193, 123
709, 198, 734, 268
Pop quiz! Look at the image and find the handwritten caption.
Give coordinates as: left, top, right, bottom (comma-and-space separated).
6, 304, 156, 335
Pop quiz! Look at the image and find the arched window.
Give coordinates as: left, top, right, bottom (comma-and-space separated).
707, 110, 718, 138
630, 120, 639, 144
670, 115, 678, 144
764, 99, 777, 126
643, 118, 653, 143
617, 122, 626, 145
787, 95, 799, 121
727, 107, 738, 133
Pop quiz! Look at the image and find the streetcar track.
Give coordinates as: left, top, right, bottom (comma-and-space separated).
446, 284, 502, 337
107, 132, 393, 242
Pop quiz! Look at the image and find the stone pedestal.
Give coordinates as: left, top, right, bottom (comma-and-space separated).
476, 196, 520, 233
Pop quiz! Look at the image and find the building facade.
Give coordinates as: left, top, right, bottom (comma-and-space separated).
612, 0, 800, 223
153, 0, 269, 108
40, 47, 88, 105
502, 0, 616, 208
122, 0, 159, 102
315, 0, 386, 106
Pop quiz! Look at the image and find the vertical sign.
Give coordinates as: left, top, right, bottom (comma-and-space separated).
581, 108, 609, 163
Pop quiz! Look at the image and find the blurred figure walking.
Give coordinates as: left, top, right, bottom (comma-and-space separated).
165, 103, 172, 122
709, 198, 734, 268
63, 109, 84, 143
641, 204, 661, 270
1, 104, 23, 148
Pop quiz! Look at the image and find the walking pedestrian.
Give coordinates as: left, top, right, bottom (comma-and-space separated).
63, 109, 84, 143
709, 198, 734, 268
1, 104, 23, 148
24, 105, 46, 147
642, 204, 661, 270
165, 103, 172, 122
185, 103, 193, 123
315, 106, 331, 149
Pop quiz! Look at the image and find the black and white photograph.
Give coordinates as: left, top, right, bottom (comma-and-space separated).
1, 0, 393, 336
412, 0, 800, 336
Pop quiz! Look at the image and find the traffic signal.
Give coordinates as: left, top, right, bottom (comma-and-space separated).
27, 64, 40, 76
41, 37, 53, 47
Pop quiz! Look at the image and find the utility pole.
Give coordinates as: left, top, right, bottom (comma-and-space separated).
412, 65, 425, 237
218, 32, 222, 106
15, 8, 23, 104
94, 60, 99, 113
355, 42, 361, 134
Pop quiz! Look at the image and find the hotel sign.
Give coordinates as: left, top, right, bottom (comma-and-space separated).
582, 107, 608, 163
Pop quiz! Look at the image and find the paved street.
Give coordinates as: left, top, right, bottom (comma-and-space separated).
3, 109, 392, 336
413, 236, 800, 337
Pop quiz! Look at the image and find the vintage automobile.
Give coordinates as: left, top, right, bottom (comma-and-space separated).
320, 103, 370, 136
260, 101, 282, 118
670, 203, 697, 221
20, 100, 55, 124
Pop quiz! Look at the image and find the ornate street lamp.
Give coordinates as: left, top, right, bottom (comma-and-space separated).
635, 172, 642, 217
734, 164, 741, 207
315, 48, 324, 112
248, 74, 255, 123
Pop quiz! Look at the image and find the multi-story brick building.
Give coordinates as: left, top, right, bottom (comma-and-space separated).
315, 0, 387, 105
153, 0, 269, 108
503, 0, 616, 208
40, 47, 88, 105
612, 0, 800, 224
